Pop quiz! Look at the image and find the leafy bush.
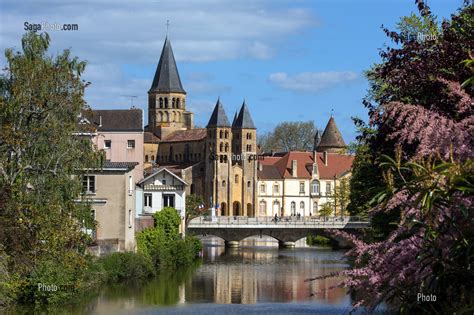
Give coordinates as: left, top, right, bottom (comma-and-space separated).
100, 252, 155, 283
136, 208, 202, 270
306, 235, 331, 246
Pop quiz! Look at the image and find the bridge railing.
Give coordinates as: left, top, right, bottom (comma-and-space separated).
189, 215, 368, 227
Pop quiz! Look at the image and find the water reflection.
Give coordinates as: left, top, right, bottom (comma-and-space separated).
7, 237, 354, 314
191, 237, 349, 306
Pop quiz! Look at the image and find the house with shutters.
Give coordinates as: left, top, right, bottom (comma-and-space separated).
256, 117, 354, 217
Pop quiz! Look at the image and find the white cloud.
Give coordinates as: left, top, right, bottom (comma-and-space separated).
268, 71, 358, 92
0, 0, 316, 63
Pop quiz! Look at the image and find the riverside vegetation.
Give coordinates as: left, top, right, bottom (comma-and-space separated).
0, 32, 201, 308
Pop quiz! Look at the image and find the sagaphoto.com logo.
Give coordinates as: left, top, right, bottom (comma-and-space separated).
24, 21, 79, 32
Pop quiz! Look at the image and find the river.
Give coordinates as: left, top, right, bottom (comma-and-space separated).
9, 237, 389, 314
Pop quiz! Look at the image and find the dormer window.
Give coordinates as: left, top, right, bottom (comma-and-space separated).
104, 140, 111, 149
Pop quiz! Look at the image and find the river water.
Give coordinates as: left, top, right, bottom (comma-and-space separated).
10, 237, 387, 314
85, 237, 356, 314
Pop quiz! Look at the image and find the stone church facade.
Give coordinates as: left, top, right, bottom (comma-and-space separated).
144, 37, 351, 217
144, 37, 258, 216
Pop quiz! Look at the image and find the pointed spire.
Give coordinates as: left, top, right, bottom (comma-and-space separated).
206, 98, 230, 128
233, 100, 256, 129
317, 116, 346, 152
231, 111, 238, 127
149, 37, 186, 94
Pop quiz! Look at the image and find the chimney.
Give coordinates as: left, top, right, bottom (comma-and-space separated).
99, 115, 102, 127
291, 160, 297, 177
323, 151, 328, 166
312, 151, 318, 177
258, 162, 263, 171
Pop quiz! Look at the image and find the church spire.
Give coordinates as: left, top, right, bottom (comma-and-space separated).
316, 116, 346, 153
149, 37, 186, 94
233, 100, 256, 129
206, 98, 230, 128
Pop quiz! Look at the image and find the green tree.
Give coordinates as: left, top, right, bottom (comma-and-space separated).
185, 194, 205, 227
0, 32, 99, 303
258, 121, 318, 152
333, 177, 350, 216
318, 202, 334, 217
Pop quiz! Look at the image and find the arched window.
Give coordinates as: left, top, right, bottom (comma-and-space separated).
300, 201, 305, 211
311, 180, 320, 194
291, 202, 296, 216
145, 155, 149, 162
151, 155, 155, 162
176, 98, 181, 108
164, 97, 169, 108
172, 98, 175, 108
159, 97, 163, 108
247, 181, 251, 188
225, 131, 229, 139
219, 142, 224, 152
259, 201, 267, 216
157, 112, 162, 122
260, 183, 266, 194
219, 130, 223, 139
225, 143, 229, 152
222, 180, 226, 187
313, 202, 318, 215
235, 174, 239, 183
164, 112, 169, 122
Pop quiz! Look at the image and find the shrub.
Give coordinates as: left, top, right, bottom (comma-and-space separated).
100, 252, 155, 283
306, 235, 331, 246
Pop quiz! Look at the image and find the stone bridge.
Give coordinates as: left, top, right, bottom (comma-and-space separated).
187, 216, 369, 248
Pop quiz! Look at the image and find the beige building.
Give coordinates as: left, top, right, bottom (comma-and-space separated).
83, 161, 138, 256
78, 109, 144, 255
144, 38, 258, 216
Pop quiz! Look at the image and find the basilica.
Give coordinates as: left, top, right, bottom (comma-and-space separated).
143, 37, 353, 217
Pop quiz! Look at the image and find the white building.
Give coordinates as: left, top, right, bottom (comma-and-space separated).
136, 167, 187, 234
257, 117, 354, 217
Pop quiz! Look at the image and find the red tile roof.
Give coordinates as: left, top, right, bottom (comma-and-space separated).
258, 151, 354, 180
161, 129, 207, 142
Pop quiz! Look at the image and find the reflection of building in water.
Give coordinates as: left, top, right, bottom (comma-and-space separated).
214, 263, 258, 304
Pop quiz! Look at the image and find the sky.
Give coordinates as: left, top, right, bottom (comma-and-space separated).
0, 0, 464, 142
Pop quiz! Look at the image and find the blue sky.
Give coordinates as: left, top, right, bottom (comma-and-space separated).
0, 0, 463, 142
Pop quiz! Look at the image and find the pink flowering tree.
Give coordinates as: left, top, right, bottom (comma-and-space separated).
313, 1, 474, 313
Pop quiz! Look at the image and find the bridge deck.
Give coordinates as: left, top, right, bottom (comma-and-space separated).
188, 216, 369, 229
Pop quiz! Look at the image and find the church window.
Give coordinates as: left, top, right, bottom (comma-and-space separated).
164, 112, 169, 122
225, 143, 229, 152
159, 98, 163, 108
225, 131, 229, 139
235, 174, 239, 183
145, 155, 149, 163
222, 180, 226, 187
172, 98, 175, 108
219, 142, 223, 152
177, 98, 181, 108
164, 97, 169, 108
219, 130, 223, 139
